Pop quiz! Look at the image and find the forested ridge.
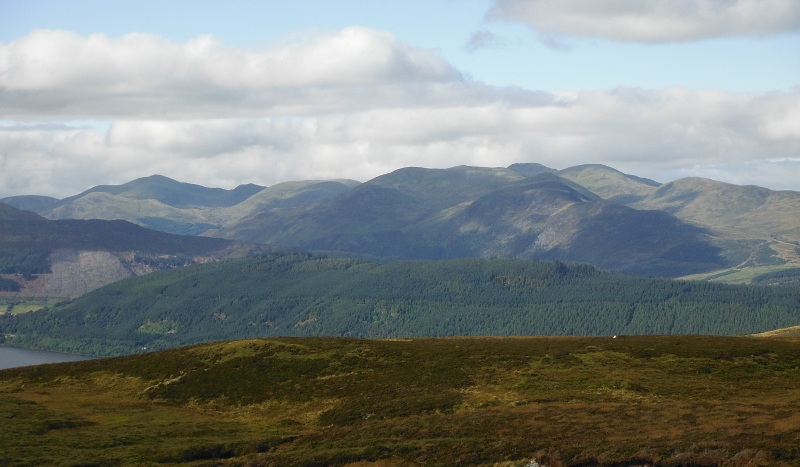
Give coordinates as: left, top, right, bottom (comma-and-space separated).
2, 252, 800, 356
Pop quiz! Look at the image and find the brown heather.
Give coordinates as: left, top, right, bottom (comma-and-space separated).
2, 335, 800, 466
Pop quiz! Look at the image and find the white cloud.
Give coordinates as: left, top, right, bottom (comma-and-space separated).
0, 28, 467, 119
2, 86, 799, 197
487, 0, 800, 42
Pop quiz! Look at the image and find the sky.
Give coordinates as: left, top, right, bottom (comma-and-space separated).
0, 0, 799, 198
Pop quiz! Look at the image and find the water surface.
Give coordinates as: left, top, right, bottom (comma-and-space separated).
0, 346, 94, 370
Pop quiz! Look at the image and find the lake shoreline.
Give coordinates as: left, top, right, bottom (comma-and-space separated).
0, 345, 95, 370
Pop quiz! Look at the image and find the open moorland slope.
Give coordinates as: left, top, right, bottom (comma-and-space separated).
2, 336, 800, 466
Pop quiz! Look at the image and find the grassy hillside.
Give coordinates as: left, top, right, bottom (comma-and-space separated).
218, 180, 358, 218
53, 174, 265, 209
214, 166, 530, 245
752, 324, 800, 338
418, 176, 724, 276
45, 191, 221, 235
557, 164, 659, 204
631, 177, 800, 243
3, 253, 800, 356
42, 177, 357, 236
3, 335, 800, 466
368, 165, 526, 211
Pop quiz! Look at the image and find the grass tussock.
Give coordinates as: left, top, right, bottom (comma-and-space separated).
2, 335, 800, 466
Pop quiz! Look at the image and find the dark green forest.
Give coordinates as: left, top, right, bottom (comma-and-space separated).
3, 253, 800, 356
0, 248, 51, 275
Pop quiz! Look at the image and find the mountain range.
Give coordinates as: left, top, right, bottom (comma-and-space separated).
3, 162, 799, 279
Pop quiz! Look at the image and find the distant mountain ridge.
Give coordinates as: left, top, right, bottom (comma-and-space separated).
0, 195, 60, 212
4, 163, 799, 279
209, 168, 727, 277
55, 174, 265, 209
12, 176, 359, 237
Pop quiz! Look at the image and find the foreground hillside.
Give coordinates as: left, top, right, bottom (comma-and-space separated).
2, 336, 800, 466
3, 253, 800, 356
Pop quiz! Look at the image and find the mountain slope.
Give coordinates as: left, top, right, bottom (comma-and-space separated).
557, 164, 660, 204
215, 171, 724, 276
507, 162, 557, 177
368, 165, 526, 211
53, 174, 265, 209
0, 203, 47, 222
214, 166, 531, 254
3, 252, 799, 356
41, 175, 266, 235
524, 202, 724, 276
415, 174, 722, 276
210, 179, 360, 228
631, 177, 800, 242
627, 178, 800, 277
0, 203, 259, 299
1, 215, 231, 253
44, 192, 220, 235
0, 195, 60, 212
39, 176, 357, 236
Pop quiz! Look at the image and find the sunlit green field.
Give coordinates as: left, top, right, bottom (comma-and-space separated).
3, 336, 800, 466
681, 264, 797, 284
0, 298, 53, 315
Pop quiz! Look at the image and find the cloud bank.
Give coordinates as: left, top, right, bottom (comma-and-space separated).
487, 0, 800, 42
0, 28, 467, 119
1, 29, 799, 197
